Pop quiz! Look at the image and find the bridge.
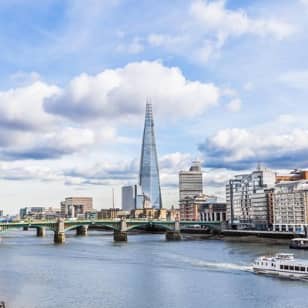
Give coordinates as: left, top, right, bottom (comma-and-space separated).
0, 218, 221, 243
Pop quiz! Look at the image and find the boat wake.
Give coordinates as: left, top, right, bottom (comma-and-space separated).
188, 259, 253, 272
163, 253, 253, 273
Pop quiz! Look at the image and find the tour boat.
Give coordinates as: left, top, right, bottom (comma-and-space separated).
253, 253, 308, 279
290, 238, 308, 250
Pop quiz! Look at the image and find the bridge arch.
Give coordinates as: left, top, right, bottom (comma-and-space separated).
126, 222, 174, 231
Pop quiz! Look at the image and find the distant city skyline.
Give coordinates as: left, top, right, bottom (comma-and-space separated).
1, 1, 308, 213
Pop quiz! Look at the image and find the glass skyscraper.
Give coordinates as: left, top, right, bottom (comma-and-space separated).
139, 102, 162, 209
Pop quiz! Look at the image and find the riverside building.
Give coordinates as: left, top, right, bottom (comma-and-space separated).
272, 180, 308, 232
180, 194, 216, 221
226, 166, 276, 229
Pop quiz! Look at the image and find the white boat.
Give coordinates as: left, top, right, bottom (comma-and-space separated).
253, 253, 308, 279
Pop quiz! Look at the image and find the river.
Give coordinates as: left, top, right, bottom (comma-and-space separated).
0, 230, 308, 308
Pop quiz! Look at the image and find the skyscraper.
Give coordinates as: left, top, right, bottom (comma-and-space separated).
139, 102, 162, 209
179, 161, 203, 201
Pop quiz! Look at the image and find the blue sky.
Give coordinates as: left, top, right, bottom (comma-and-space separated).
1, 0, 308, 213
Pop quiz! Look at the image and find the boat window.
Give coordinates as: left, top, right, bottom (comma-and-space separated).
280, 265, 283, 270
271, 263, 274, 267
300, 267, 305, 272
283, 265, 289, 270
290, 266, 294, 271
295, 266, 300, 271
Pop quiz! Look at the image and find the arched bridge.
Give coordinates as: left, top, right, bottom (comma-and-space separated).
0, 219, 221, 243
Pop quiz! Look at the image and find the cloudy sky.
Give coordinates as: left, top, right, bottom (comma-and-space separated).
1, 0, 308, 213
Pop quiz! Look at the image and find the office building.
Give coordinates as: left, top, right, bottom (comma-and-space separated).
273, 180, 308, 232
139, 102, 162, 209
60, 197, 93, 218
226, 166, 276, 229
121, 184, 145, 211
179, 161, 203, 201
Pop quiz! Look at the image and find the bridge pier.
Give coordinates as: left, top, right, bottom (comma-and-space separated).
166, 220, 182, 241
36, 227, 46, 237
76, 225, 88, 236
113, 218, 128, 242
54, 218, 65, 244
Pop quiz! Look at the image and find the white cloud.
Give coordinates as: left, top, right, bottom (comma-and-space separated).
226, 98, 241, 112
279, 70, 308, 89
0, 81, 60, 131
143, 1, 296, 65
190, 0, 295, 40
200, 125, 308, 169
45, 61, 223, 121
0, 161, 63, 182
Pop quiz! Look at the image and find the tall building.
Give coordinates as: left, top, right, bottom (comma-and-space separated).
121, 184, 145, 211
60, 197, 93, 218
226, 166, 276, 229
139, 102, 162, 209
179, 161, 203, 201
122, 186, 136, 211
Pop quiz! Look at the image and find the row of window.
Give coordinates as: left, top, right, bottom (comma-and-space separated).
257, 261, 307, 272
280, 265, 306, 272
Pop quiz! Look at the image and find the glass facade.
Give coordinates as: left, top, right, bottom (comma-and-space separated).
139, 102, 162, 209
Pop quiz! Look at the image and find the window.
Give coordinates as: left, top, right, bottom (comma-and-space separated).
280, 265, 283, 270
300, 267, 305, 272
290, 266, 294, 271
295, 266, 300, 271
283, 265, 289, 270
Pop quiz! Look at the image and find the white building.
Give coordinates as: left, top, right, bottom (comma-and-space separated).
179, 161, 203, 201
273, 180, 308, 232
226, 166, 276, 229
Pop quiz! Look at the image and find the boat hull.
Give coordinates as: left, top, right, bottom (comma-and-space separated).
289, 243, 308, 250
253, 267, 308, 279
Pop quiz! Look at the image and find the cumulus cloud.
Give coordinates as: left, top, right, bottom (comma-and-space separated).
1, 127, 95, 160
199, 126, 308, 170
44, 61, 222, 121
0, 81, 60, 131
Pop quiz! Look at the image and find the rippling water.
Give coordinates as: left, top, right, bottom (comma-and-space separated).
1, 230, 308, 308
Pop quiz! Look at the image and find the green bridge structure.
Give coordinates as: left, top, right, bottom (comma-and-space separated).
0, 218, 221, 243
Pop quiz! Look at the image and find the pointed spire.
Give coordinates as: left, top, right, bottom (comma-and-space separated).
139, 101, 162, 209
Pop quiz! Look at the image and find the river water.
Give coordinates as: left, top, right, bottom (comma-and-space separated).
0, 230, 308, 308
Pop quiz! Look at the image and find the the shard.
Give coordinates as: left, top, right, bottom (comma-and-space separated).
139, 102, 162, 209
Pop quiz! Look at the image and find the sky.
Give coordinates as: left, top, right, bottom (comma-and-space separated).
1, 0, 308, 213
